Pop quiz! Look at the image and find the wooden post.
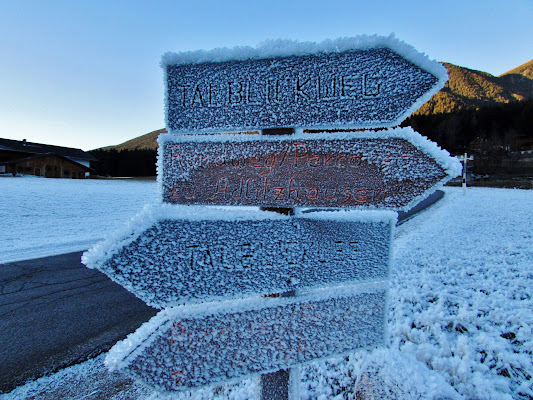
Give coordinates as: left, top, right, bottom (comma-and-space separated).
260, 127, 296, 400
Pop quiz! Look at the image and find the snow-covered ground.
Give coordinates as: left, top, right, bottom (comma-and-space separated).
1, 178, 532, 399
0, 177, 158, 264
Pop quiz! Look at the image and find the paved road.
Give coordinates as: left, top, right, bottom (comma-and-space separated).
0, 251, 157, 393
397, 190, 444, 224
0, 190, 443, 394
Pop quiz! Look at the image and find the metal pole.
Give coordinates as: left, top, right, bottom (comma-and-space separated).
462, 152, 467, 196
259, 127, 296, 400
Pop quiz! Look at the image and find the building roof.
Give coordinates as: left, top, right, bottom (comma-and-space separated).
0, 138, 96, 161
0, 152, 92, 171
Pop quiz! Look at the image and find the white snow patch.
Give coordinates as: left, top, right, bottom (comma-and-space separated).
0, 178, 158, 264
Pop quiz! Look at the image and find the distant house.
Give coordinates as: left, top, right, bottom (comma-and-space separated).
0, 138, 96, 178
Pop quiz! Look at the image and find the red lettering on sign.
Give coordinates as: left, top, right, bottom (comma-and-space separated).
214, 145, 226, 167
325, 188, 337, 200
373, 189, 387, 202
337, 154, 346, 168
349, 154, 363, 167
294, 143, 308, 167
184, 186, 196, 199
168, 337, 176, 351
171, 370, 183, 384
324, 154, 336, 166
279, 145, 290, 167
186, 155, 202, 168
307, 155, 320, 168
307, 187, 319, 199
288, 178, 300, 199
250, 155, 261, 169
380, 154, 393, 171
262, 153, 277, 176
273, 187, 286, 200
231, 155, 245, 168
171, 186, 181, 198
173, 322, 187, 334
263, 178, 272, 199
341, 188, 352, 205
245, 178, 255, 199
211, 178, 228, 199
355, 189, 368, 203
215, 157, 225, 167
231, 178, 244, 199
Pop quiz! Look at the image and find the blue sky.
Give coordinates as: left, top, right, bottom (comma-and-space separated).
0, 0, 531, 150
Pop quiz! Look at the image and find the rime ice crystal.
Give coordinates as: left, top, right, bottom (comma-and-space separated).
158, 128, 461, 211
162, 36, 447, 133
83, 205, 395, 308
80, 35, 455, 395
106, 283, 387, 392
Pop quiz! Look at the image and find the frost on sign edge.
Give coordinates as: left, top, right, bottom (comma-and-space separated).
82, 206, 395, 308
157, 127, 462, 212
162, 35, 448, 133
106, 282, 387, 392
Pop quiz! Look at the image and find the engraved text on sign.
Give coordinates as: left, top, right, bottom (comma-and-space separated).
160, 132, 448, 210
165, 48, 439, 132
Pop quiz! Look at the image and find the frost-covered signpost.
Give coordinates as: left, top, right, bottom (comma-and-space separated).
159, 129, 455, 209
83, 35, 460, 399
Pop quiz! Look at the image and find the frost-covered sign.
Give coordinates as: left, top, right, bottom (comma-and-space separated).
159, 128, 461, 211
106, 284, 386, 392
162, 36, 447, 133
83, 35, 458, 397
83, 206, 395, 308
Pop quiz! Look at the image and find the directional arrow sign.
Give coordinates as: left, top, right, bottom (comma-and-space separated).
105, 283, 386, 392
162, 37, 447, 133
159, 127, 462, 211
82, 206, 395, 308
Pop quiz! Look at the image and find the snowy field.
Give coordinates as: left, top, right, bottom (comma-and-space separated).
1, 178, 532, 399
0, 177, 158, 264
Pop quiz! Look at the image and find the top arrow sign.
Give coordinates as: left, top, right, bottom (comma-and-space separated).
162, 36, 447, 133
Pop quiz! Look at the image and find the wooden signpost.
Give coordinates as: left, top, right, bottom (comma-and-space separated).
88, 207, 394, 308
159, 129, 456, 210
84, 36, 460, 398
163, 45, 446, 132
106, 284, 387, 392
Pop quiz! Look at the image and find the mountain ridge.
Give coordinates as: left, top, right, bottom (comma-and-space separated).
500, 59, 533, 79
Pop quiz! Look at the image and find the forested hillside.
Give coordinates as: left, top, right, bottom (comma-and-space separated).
403, 99, 533, 175
88, 149, 157, 177
100, 128, 167, 151
415, 60, 533, 115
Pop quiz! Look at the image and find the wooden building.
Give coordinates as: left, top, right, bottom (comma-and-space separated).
0, 138, 96, 178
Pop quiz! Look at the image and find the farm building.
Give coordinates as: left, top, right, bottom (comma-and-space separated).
0, 138, 96, 178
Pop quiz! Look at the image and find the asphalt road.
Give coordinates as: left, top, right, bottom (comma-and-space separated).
397, 189, 444, 224
0, 251, 157, 394
0, 190, 443, 394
